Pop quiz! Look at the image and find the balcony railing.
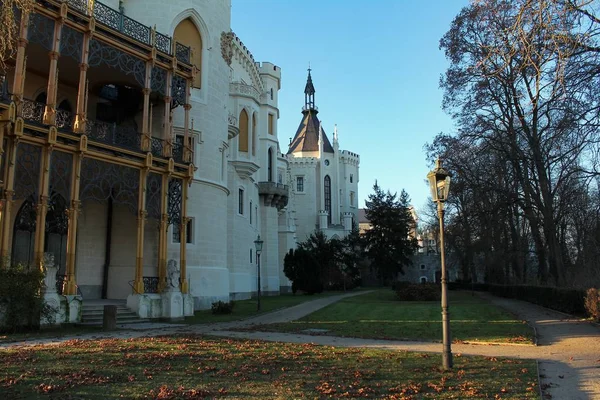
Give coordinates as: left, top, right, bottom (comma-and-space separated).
59, 0, 189, 61
230, 82, 261, 102
150, 136, 165, 158
85, 120, 141, 152
56, 109, 74, 130
172, 140, 184, 164
21, 98, 45, 125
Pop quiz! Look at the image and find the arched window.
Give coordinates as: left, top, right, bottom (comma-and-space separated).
267, 148, 273, 181
174, 18, 203, 88
324, 175, 331, 225
252, 113, 257, 156
420, 277, 428, 283
239, 109, 249, 153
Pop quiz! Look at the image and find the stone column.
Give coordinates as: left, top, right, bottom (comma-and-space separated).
179, 179, 189, 294
133, 166, 148, 294
11, 11, 30, 105
0, 137, 18, 261
73, 21, 93, 133
157, 174, 168, 292
141, 61, 152, 151
64, 151, 82, 295
33, 143, 53, 267
43, 17, 64, 125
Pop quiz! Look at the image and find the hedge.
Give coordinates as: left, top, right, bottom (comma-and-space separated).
448, 282, 587, 316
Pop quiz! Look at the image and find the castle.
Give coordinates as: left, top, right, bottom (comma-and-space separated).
0, 0, 359, 323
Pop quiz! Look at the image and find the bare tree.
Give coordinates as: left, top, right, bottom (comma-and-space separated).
0, 0, 34, 71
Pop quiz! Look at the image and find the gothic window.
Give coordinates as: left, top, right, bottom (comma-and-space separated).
239, 110, 249, 152
252, 113, 257, 156
238, 188, 244, 215
350, 174, 353, 183
421, 264, 426, 270
420, 277, 428, 283
250, 201, 253, 224
270, 88, 273, 100
173, 218, 193, 244
350, 191, 355, 207
250, 248, 253, 263
268, 148, 273, 182
12, 196, 36, 266
296, 177, 304, 192
268, 113, 274, 135
324, 175, 331, 225
174, 18, 202, 88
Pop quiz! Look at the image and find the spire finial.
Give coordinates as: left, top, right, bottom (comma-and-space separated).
304, 64, 316, 110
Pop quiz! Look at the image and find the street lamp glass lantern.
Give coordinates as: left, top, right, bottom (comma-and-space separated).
254, 235, 264, 254
427, 158, 451, 202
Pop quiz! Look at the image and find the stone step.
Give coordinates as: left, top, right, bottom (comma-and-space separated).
79, 318, 150, 326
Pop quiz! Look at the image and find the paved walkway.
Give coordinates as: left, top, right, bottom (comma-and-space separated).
2, 290, 599, 399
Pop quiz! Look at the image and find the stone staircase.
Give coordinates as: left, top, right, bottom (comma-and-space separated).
80, 302, 150, 326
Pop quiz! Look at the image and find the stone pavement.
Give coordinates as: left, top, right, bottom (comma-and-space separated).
1, 290, 599, 399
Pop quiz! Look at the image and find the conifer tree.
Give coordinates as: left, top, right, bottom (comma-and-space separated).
364, 182, 418, 283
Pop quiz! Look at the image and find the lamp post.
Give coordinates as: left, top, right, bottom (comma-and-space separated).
427, 158, 452, 370
254, 235, 263, 311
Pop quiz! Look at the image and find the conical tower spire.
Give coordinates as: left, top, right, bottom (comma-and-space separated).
304, 66, 316, 111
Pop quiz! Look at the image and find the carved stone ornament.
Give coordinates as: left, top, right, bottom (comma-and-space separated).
220, 31, 234, 66
167, 259, 181, 291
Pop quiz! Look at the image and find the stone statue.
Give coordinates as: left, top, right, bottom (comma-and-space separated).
42, 252, 57, 294
167, 259, 180, 291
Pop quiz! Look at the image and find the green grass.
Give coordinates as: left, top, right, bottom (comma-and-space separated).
0, 325, 106, 345
245, 289, 535, 344
0, 335, 539, 399
180, 291, 343, 324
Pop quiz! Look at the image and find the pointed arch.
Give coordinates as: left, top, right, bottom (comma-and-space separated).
170, 9, 210, 93
239, 109, 249, 152
174, 18, 202, 88
12, 195, 37, 266
324, 175, 331, 225
252, 112, 257, 156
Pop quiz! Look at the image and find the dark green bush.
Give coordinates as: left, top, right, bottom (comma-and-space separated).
0, 264, 55, 333
395, 282, 440, 301
487, 284, 586, 315
584, 288, 599, 322
211, 300, 234, 315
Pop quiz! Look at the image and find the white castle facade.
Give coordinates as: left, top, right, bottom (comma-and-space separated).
0, 0, 359, 322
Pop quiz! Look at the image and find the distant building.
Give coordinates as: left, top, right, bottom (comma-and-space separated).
286, 70, 360, 242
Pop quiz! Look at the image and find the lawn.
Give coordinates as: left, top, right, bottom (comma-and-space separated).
0, 334, 539, 399
244, 289, 535, 344
0, 325, 105, 345
181, 291, 343, 324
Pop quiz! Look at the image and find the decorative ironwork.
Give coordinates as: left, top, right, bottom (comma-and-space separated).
93, 1, 121, 32
60, 25, 83, 62
122, 14, 150, 44
151, 67, 167, 96
88, 39, 146, 87
155, 32, 171, 54
175, 42, 191, 64
167, 178, 182, 226
150, 136, 164, 159
80, 158, 140, 215
28, 13, 55, 51
14, 143, 42, 200
172, 140, 184, 164
143, 276, 159, 293
66, 0, 90, 15
85, 119, 141, 151
14, 195, 37, 232
171, 75, 186, 108
146, 173, 162, 220
55, 108, 73, 130
49, 151, 73, 202
46, 192, 69, 235
21, 98, 45, 125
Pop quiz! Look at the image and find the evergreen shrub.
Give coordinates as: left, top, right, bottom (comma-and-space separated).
211, 300, 234, 315
395, 282, 440, 301
0, 264, 55, 333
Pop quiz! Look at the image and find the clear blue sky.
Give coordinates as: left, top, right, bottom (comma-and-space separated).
231, 0, 469, 215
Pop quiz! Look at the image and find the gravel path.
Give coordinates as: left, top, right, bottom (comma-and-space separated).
1, 290, 599, 399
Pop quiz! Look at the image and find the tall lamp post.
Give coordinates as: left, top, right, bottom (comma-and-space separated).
427, 158, 452, 370
254, 235, 263, 311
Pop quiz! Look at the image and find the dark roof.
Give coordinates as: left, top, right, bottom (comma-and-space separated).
287, 109, 334, 154
304, 70, 315, 95
358, 208, 369, 224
